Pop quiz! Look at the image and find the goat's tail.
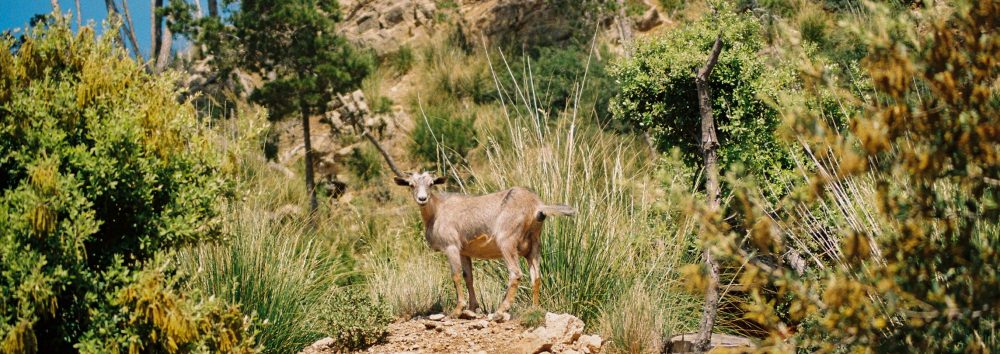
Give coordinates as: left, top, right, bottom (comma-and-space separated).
537, 204, 576, 221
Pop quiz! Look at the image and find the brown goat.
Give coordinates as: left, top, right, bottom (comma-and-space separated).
394, 172, 575, 317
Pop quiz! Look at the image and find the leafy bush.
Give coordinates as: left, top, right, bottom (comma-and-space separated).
315, 287, 392, 351
705, 1, 1000, 351
0, 17, 249, 353
610, 7, 796, 190
411, 105, 478, 167
347, 146, 385, 183
507, 46, 617, 123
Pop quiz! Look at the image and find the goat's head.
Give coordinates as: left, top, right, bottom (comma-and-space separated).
393, 172, 445, 205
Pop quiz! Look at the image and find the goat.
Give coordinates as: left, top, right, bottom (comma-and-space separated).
394, 172, 575, 317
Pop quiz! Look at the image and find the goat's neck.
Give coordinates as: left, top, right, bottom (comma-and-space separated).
419, 191, 441, 227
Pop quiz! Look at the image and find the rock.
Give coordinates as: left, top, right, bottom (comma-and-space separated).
459, 309, 481, 319
470, 320, 489, 330
577, 334, 603, 353
666, 333, 754, 353
513, 313, 587, 354
422, 321, 441, 330
535, 313, 584, 345
311, 337, 335, 349
635, 7, 663, 31
488, 312, 511, 323
429, 313, 446, 321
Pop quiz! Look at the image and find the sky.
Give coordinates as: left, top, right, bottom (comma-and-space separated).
1, 0, 211, 58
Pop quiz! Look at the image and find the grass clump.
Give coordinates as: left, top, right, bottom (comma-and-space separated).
518, 307, 547, 329
314, 287, 392, 351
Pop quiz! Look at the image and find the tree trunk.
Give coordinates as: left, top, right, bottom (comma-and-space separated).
694, 34, 724, 354
301, 99, 319, 213
119, 0, 145, 61
155, 14, 173, 73
103, 0, 124, 44
75, 0, 82, 27
151, 0, 161, 60
207, 0, 219, 17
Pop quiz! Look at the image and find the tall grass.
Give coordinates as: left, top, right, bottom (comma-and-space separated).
179, 111, 376, 353
467, 47, 702, 351
176, 200, 348, 353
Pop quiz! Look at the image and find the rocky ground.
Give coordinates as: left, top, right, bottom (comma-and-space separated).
301, 312, 605, 354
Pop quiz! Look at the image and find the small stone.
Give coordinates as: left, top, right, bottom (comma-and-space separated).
459, 309, 481, 319
310, 337, 335, 349
422, 321, 441, 330
488, 312, 512, 323
470, 320, 489, 330
429, 313, 446, 321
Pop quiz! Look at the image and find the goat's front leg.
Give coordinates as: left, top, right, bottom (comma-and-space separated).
461, 256, 480, 312
443, 247, 467, 317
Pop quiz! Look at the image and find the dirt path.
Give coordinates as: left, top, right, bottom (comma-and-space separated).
360, 316, 527, 354
301, 312, 605, 354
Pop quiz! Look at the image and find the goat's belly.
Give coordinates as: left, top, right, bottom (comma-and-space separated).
462, 234, 503, 259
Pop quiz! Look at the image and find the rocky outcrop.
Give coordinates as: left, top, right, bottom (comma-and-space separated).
338, 0, 438, 55
275, 90, 398, 197
514, 313, 604, 354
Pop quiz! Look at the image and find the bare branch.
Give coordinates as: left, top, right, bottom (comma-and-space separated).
697, 34, 723, 80
119, 0, 145, 61
362, 130, 404, 178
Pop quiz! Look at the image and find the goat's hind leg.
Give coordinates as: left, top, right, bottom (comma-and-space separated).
496, 245, 523, 316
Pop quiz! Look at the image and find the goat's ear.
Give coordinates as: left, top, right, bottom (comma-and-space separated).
432, 176, 447, 185
393, 176, 409, 186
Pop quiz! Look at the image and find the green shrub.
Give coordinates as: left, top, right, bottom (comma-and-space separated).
347, 145, 384, 182
0, 17, 245, 353
610, 6, 796, 192
372, 95, 394, 114
315, 287, 392, 351
508, 46, 617, 122
658, 0, 687, 14
410, 104, 478, 167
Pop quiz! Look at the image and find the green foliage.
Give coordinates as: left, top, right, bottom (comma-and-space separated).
371, 96, 393, 115
610, 7, 796, 190
657, 0, 687, 14
347, 146, 384, 183
234, 0, 372, 120
411, 106, 478, 166
509, 46, 617, 122
76, 258, 257, 354
0, 18, 244, 353
706, 1, 1000, 351
315, 287, 392, 351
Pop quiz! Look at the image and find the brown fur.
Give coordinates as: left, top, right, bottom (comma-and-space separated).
395, 172, 574, 316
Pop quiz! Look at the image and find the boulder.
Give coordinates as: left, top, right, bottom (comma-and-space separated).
513, 312, 590, 354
